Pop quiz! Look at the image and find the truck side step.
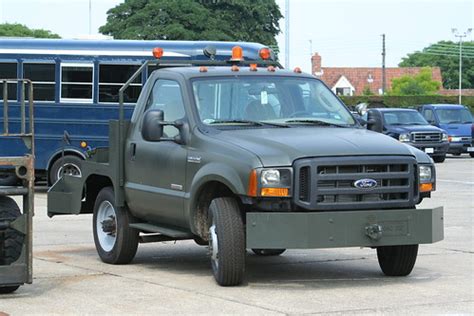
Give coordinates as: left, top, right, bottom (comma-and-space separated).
129, 223, 193, 239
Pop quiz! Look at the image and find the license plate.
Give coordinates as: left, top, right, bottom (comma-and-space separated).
468, 147, 474, 152
425, 148, 434, 154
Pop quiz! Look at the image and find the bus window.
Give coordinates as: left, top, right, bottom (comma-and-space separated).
23, 63, 55, 101
0, 62, 18, 100
99, 64, 141, 103
61, 63, 93, 102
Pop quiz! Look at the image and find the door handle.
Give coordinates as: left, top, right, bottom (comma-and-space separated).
130, 143, 136, 161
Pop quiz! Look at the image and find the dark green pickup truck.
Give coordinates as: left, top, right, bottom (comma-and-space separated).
48, 44, 443, 286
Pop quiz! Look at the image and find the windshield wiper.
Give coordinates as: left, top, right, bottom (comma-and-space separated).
284, 119, 351, 128
209, 120, 289, 127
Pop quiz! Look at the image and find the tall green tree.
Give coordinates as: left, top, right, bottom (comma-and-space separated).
99, 0, 282, 47
399, 40, 474, 89
0, 23, 60, 38
389, 67, 441, 95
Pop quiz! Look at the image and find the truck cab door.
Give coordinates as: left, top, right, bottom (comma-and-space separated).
124, 78, 188, 227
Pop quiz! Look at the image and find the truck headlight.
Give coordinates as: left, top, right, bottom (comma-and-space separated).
419, 164, 435, 192
399, 133, 410, 142
248, 168, 292, 197
441, 133, 448, 142
261, 169, 280, 185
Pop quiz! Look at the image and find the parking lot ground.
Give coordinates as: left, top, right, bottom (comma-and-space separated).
1, 156, 473, 315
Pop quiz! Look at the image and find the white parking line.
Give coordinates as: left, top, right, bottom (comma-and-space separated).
438, 179, 474, 185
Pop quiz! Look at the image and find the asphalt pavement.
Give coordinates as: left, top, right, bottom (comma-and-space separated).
1, 156, 473, 315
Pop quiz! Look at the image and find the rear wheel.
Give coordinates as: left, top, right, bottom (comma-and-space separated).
377, 244, 419, 276
470, 153, 474, 158
208, 197, 245, 286
252, 249, 286, 256
93, 187, 139, 264
433, 155, 446, 163
0, 197, 24, 295
49, 155, 83, 185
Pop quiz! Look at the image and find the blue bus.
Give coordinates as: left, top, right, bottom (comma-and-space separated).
0, 38, 266, 185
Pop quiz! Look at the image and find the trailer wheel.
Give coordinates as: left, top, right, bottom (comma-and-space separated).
251, 249, 286, 256
0, 196, 24, 295
49, 155, 83, 184
377, 244, 419, 276
208, 197, 245, 286
93, 187, 139, 264
0, 197, 24, 266
0, 172, 19, 186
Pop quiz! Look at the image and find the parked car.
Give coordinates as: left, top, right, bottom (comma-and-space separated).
364, 108, 449, 163
418, 104, 474, 157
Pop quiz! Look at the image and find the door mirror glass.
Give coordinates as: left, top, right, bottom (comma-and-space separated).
142, 109, 164, 142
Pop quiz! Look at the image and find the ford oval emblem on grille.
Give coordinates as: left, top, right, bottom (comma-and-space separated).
354, 178, 378, 189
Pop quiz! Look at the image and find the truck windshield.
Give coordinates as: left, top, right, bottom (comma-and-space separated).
192, 76, 355, 127
383, 111, 429, 125
435, 108, 473, 124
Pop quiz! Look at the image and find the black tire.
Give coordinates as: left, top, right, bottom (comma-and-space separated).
0, 197, 24, 267
252, 249, 286, 256
433, 155, 446, 163
470, 153, 474, 158
0, 172, 19, 186
49, 155, 83, 185
377, 244, 419, 276
92, 187, 139, 264
0, 285, 20, 294
194, 237, 208, 246
208, 197, 245, 286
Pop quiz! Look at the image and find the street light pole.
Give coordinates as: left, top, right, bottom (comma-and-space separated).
452, 28, 472, 104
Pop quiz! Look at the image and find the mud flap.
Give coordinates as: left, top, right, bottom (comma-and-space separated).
47, 175, 84, 217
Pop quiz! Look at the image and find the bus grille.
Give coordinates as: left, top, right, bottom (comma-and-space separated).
294, 156, 418, 210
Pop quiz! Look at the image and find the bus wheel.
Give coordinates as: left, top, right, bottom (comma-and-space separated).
252, 249, 286, 256
49, 155, 83, 184
93, 187, 139, 264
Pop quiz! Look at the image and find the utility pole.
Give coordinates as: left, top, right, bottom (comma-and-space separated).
452, 28, 472, 104
285, 0, 290, 69
381, 34, 386, 95
89, 0, 92, 35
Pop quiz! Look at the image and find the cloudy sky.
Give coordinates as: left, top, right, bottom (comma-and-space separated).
1, 0, 473, 72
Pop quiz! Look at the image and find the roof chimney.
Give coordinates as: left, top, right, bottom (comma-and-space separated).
311, 52, 323, 77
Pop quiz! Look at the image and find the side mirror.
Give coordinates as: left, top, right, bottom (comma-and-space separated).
142, 110, 164, 141
367, 110, 383, 133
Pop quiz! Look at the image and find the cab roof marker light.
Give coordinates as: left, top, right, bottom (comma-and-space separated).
259, 47, 271, 60
293, 67, 302, 73
267, 66, 276, 72
152, 47, 164, 59
230, 46, 243, 61
231, 65, 240, 72
249, 64, 258, 71
199, 66, 208, 73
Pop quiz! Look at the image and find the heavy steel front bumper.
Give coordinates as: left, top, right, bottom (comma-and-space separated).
246, 207, 443, 249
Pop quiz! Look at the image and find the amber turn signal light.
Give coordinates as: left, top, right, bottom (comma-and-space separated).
420, 183, 433, 192
247, 170, 258, 197
80, 141, 87, 148
261, 188, 289, 197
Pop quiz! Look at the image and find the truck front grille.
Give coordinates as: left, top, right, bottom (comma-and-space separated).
412, 132, 442, 143
294, 156, 418, 210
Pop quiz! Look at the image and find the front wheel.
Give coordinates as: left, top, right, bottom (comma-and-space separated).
208, 197, 245, 286
93, 187, 139, 264
0, 285, 20, 294
252, 249, 286, 256
377, 244, 419, 276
